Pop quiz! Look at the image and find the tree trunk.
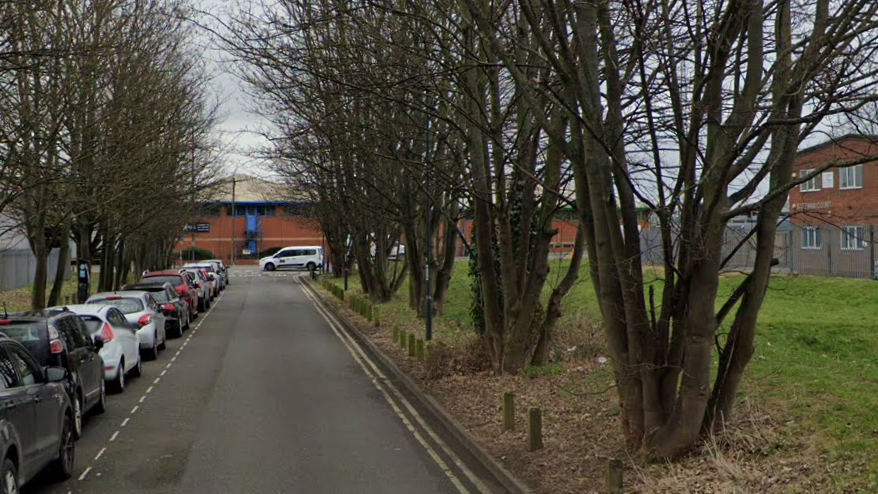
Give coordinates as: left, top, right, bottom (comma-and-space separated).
48, 221, 72, 307
30, 244, 49, 310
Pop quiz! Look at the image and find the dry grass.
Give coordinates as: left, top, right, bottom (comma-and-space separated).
0, 280, 77, 312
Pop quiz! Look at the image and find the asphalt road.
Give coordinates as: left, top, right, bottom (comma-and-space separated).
24, 268, 469, 494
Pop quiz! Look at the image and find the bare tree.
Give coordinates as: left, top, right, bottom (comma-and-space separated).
462, 0, 878, 457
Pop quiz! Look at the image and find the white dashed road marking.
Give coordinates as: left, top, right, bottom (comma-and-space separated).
75, 290, 225, 482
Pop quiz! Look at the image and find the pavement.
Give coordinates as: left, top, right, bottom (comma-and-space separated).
24, 266, 482, 494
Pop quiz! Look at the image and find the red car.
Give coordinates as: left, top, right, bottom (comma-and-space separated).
139, 271, 200, 319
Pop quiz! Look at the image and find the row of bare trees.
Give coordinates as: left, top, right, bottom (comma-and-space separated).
224, 0, 878, 459
0, 0, 219, 308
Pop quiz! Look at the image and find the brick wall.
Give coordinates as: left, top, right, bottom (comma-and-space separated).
176, 205, 324, 263
787, 137, 878, 278
789, 137, 878, 225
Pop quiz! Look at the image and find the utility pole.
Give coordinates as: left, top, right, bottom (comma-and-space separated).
230, 175, 237, 265
424, 94, 433, 341
190, 151, 196, 262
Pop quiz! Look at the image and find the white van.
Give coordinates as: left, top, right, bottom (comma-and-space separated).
259, 246, 324, 271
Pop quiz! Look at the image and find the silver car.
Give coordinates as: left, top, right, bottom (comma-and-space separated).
61, 305, 142, 393
183, 263, 223, 293
86, 291, 167, 361
204, 259, 229, 286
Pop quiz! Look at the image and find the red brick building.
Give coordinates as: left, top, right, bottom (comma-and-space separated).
788, 134, 878, 277
176, 175, 324, 265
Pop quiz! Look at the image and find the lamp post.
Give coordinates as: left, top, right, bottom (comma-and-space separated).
424, 94, 433, 341
230, 174, 237, 265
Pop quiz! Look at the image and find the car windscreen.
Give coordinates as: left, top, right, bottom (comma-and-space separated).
187, 265, 215, 273
78, 316, 103, 334
142, 275, 183, 287
87, 297, 144, 314
151, 290, 171, 303
183, 270, 203, 281
1, 322, 50, 362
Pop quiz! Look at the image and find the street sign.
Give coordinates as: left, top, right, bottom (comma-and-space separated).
242, 249, 251, 256
184, 223, 211, 233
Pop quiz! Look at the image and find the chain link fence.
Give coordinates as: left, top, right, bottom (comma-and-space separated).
640, 222, 878, 280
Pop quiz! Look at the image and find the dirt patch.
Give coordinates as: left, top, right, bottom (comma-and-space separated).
316, 285, 843, 494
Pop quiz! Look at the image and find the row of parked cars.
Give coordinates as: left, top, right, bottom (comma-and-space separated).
0, 260, 230, 492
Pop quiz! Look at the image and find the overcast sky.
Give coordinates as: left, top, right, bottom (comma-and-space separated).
195, 0, 271, 178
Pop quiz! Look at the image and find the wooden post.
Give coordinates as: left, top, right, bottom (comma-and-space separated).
528, 408, 542, 451
416, 339, 425, 361
606, 459, 623, 494
502, 392, 515, 431
408, 333, 416, 357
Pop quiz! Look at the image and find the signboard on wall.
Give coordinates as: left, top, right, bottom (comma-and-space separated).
184, 223, 211, 233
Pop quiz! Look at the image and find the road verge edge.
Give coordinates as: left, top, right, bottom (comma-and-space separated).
304, 277, 533, 494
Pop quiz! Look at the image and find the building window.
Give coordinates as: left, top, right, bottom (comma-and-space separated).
799, 169, 821, 192
841, 226, 867, 250
802, 227, 822, 249
199, 204, 221, 217
231, 205, 275, 217
839, 165, 863, 189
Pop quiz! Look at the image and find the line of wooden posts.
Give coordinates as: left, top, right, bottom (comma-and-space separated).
321, 279, 623, 492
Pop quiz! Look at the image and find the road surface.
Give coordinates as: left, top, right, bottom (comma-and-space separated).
25, 267, 487, 494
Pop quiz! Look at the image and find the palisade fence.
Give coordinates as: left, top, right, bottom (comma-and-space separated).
640, 223, 878, 280
0, 248, 69, 291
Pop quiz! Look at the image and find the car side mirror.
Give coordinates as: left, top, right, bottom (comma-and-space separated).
45, 366, 67, 383
92, 335, 104, 350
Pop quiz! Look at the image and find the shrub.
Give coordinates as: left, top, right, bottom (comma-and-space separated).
176, 247, 215, 261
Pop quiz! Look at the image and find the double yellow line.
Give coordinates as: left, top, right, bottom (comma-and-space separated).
297, 277, 491, 494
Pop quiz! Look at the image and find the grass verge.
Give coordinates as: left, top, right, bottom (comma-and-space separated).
322, 263, 878, 492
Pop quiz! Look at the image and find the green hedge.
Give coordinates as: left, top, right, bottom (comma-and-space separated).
177, 247, 215, 261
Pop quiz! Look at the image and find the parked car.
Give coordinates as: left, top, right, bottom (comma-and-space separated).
86, 292, 166, 361
259, 246, 324, 271
122, 282, 189, 338
185, 262, 224, 290
140, 270, 200, 320
2, 310, 106, 439
204, 259, 229, 286
0, 337, 75, 489
180, 269, 211, 311
183, 263, 222, 295
58, 305, 142, 393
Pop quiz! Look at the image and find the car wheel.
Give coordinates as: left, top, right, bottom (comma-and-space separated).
72, 393, 83, 439
130, 357, 142, 378
198, 299, 206, 312
2, 457, 18, 494
174, 318, 184, 338
183, 311, 191, 330
51, 414, 75, 481
94, 379, 106, 415
110, 363, 125, 393
158, 331, 166, 350
144, 341, 159, 361
306, 262, 316, 272
264, 262, 275, 271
